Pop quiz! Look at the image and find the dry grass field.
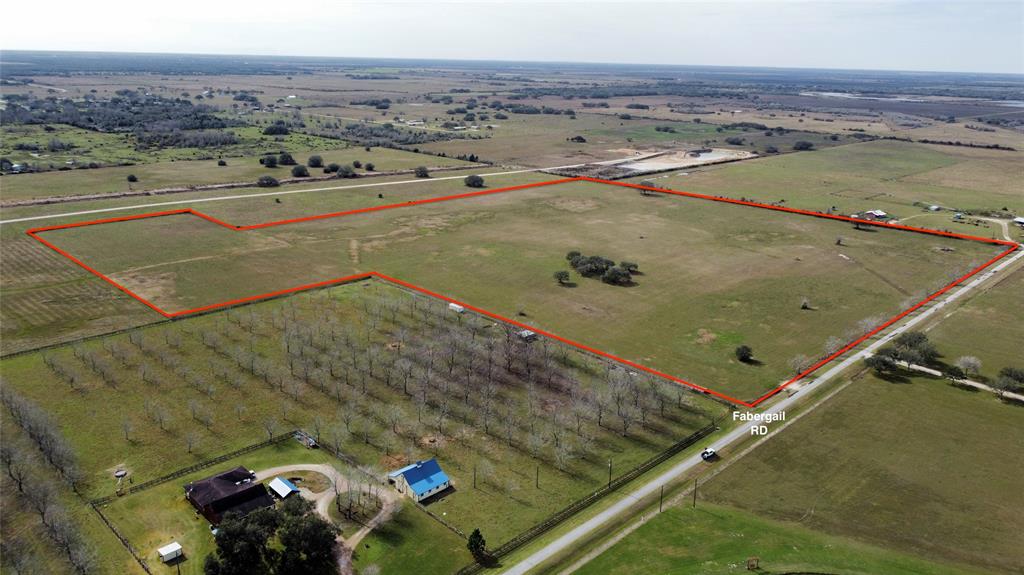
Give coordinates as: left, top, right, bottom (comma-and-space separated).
20, 179, 1005, 401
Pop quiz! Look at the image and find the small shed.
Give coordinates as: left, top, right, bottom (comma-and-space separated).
268, 477, 299, 499
1014, 216, 1024, 227
158, 542, 182, 563
448, 303, 466, 314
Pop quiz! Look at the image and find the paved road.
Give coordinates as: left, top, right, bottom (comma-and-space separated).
502, 244, 1023, 575
0, 163, 592, 226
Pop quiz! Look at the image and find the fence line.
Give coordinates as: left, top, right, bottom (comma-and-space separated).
455, 421, 717, 574
91, 503, 152, 574
90, 431, 297, 505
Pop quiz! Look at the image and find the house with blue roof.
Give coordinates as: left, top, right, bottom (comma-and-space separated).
387, 458, 451, 502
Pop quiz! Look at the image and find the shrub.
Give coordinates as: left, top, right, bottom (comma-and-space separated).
291, 165, 310, 177
126, 174, 138, 183
353, 160, 363, 169
414, 166, 430, 178
464, 174, 485, 188
365, 162, 375, 171
337, 165, 356, 178
325, 163, 341, 173
601, 266, 632, 286
793, 140, 815, 151
261, 155, 278, 168
257, 176, 279, 187
278, 152, 297, 166
735, 345, 754, 363
217, 159, 227, 166
308, 155, 323, 168
262, 122, 290, 135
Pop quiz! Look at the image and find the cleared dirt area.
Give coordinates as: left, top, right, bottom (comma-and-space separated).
616, 148, 756, 171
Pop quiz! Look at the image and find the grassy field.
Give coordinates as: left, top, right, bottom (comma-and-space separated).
575, 503, 988, 575
633, 139, 1024, 216
702, 371, 1024, 573
0, 124, 348, 171
924, 267, 1024, 383
1, 279, 726, 555
0, 170, 553, 354
31, 179, 1005, 400
1, 143, 476, 201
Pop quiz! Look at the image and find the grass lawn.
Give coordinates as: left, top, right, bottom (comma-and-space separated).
575, 503, 989, 575
351, 504, 473, 575
34, 179, 1005, 400
702, 371, 1024, 573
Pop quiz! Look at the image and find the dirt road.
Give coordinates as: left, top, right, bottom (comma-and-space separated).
254, 463, 399, 574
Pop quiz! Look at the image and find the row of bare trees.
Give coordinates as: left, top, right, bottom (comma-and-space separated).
0, 389, 95, 574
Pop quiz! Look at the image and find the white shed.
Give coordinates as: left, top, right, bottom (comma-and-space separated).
158, 542, 182, 563
448, 303, 465, 314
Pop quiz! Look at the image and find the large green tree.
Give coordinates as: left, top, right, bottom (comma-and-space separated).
204, 497, 339, 575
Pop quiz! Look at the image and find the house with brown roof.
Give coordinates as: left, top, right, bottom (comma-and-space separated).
184, 466, 274, 524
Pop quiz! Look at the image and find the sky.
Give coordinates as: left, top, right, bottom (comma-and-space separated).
3, 0, 1022, 74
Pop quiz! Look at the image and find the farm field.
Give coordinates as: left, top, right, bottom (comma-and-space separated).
635, 139, 1024, 216
0, 279, 727, 559
923, 265, 1024, 383
0, 142, 476, 202
0, 170, 555, 353
28, 178, 1007, 401
3, 47, 1023, 575
701, 371, 1024, 573
573, 503, 987, 575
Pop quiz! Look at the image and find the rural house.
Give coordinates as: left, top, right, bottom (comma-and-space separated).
387, 458, 451, 502
184, 466, 274, 524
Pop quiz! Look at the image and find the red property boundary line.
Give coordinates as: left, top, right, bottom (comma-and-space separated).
26, 177, 1018, 408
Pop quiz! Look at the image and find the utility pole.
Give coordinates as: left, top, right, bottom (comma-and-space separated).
607, 458, 613, 488
659, 485, 665, 512
535, 465, 540, 489
692, 478, 698, 509
473, 465, 477, 489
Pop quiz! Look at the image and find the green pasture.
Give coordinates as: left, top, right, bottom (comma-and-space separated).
576, 503, 990, 575
702, 371, 1024, 573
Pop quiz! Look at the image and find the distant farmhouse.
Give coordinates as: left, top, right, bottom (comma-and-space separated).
387, 458, 451, 502
184, 466, 274, 524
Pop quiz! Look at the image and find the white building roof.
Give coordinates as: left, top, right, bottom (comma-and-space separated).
158, 542, 182, 556
268, 477, 299, 499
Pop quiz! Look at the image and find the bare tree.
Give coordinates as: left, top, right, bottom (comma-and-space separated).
955, 356, 982, 377
0, 444, 32, 493
121, 418, 134, 442
788, 354, 813, 375
185, 430, 200, 454
262, 417, 278, 440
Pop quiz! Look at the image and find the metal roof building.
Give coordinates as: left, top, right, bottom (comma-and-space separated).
387, 458, 451, 502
